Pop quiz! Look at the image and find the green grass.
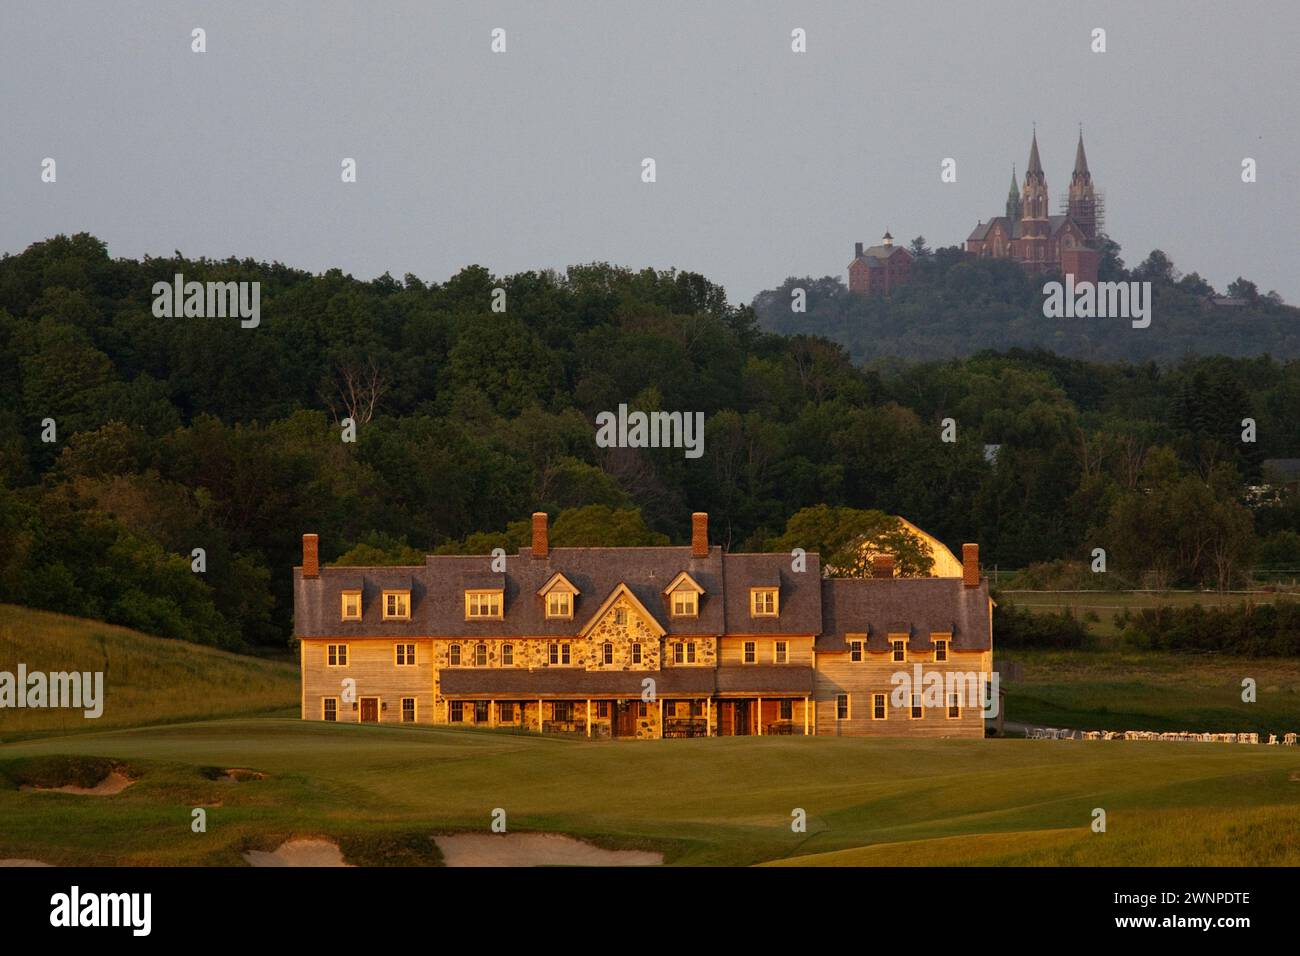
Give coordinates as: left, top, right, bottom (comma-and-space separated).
4, 718, 1300, 866
1002, 648, 1300, 735
1003, 589, 1293, 638
0, 604, 299, 738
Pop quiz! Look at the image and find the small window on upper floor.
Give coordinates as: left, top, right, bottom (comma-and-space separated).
891, 639, 907, 663
340, 590, 362, 621
449, 644, 462, 666
850, 640, 863, 662
743, 641, 756, 664
546, 591, 572, 620
382, 590, 410, 620
614, 607, 628, 627
750, 588, 778, 617
671, 591, 698, 618
501, 643, 513, 666
934, 639, 949, 662
465, 590, 502, 620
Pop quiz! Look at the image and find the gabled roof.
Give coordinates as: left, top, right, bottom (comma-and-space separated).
577, 582, 666, 639
722, 553, 821, 635
817, 576, 990, 653
663, 571, 704, 595
537, 571, 580, 596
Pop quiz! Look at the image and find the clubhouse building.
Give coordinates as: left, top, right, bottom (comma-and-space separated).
293, 513, 993, 738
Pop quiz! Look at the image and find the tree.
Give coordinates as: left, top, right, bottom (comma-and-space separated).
766, 505, 934, 577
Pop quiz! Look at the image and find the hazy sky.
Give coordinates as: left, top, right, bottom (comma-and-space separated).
3, 1, 1297, 305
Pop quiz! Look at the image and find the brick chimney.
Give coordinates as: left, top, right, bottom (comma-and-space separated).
854, 241, 864, 258
691, 512, 709, 558
302, 533, 319, 579
872, 553, 895, 579
962, 543, 980, 588
531, 512, 549, 559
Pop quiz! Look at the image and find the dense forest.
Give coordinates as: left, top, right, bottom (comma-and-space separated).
2, 233, 1299, 651
754, 238, 1300, 362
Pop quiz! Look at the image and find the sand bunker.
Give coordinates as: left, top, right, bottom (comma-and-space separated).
0, 859, 52, 867
243, 839, 351, 867
20, 770, 134, 796
217, 768, 265, 783
435, 833, 662, 867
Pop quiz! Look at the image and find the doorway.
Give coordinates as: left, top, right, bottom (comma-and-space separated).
360, 697, 379, 723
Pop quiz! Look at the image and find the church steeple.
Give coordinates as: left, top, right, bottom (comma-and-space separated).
1069, 127, 1098, 240
1005, 165, 1022, 220
1020, 127, 1050, 264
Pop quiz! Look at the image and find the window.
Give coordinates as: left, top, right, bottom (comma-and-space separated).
449, 644, 461, 666
631, 643, 642, 664
948, 694, 960, 719
774, 641, 788, 664
850, 640, 863, 662
323, 698, 338, 721
638, 701, 648, 717
911, 694, 923, 719
686, 642, 696, 664
750, 588, 778, 617
671, 591, 698, 617
934, 639, 949, 662
498, 702, 514, 722
502, 644, 513, 666
873, 693, 887, 720
743, 641, 756, 664
690, 700, 703, 717
474, 643, 487, 667
402, 697, 415, 722
548, 643, 571, 665
561, 644, 570, 665
597, 701, 609, 718
383, 590, 410, 620
602, 642, 613, 665
673, 643, 684, 664
546, 591, 572, 619
450, 701, 463, 722
340, 591, 362, 621
836, 694, 849, 719
553, 701, 574, 722
465, 590, 503, 619
891, 640, 907, 663
474, 701, 489, 723
395, 643, 416, 666
779, 700, 793, 720
614, 607, 628, 626
327, 644, 348, 667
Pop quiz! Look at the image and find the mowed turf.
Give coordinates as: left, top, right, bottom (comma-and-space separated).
0, 605, 299, 737
1003, 648, 1300, 735
3, 718, 1300, 866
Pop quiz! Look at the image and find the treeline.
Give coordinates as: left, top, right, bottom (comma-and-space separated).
754, 239, 1300, 363
1, 234, 1299, 650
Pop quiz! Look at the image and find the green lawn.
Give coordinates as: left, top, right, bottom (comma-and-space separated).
0, 604, 299, 738
1003, 589, 1293, 638
3, 718, 1300, 866
1001, 648, 1300, 735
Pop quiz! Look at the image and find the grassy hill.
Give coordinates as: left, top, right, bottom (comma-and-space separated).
3, 718, 1300, 865
0, 605, 298, 738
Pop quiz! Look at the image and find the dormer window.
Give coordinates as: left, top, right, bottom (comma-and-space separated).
340, 590, 362, 621
891, 639, 907, 663
546, 592, 572, 619
465, 590, 503, 620
750, 588, 779, 617
383, 590, 410, 620
537, 572, 579, 620
934, 639, 949, 662
664, 572, 704, 619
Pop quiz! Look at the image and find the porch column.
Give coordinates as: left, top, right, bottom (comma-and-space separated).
536, 697, 543, 734
490, 699, 496, 728
803, 696, 810, 735
757, 696, 763, 735
586, 699, 592, 738
658, 699, 664, 738
706, 697, 712, 737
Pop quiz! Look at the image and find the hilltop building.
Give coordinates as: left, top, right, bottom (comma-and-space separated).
848, 230, 914, 295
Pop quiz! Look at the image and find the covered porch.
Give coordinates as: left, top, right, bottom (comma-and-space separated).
714, 665, 815, 736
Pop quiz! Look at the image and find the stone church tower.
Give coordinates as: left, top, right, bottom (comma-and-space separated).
1018, 130, 1050, 267
1067, 131, 1098, 240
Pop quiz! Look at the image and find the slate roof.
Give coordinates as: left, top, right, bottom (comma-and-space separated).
816, 577, 991, 653
856, 244, 910, 265
721, 552, 821, 635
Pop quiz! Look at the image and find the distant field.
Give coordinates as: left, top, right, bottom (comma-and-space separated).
1003, 589, 1293, 638
3, 718, 1300, 866
0, 605, 299, 737
1002, 648, 1300, 735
